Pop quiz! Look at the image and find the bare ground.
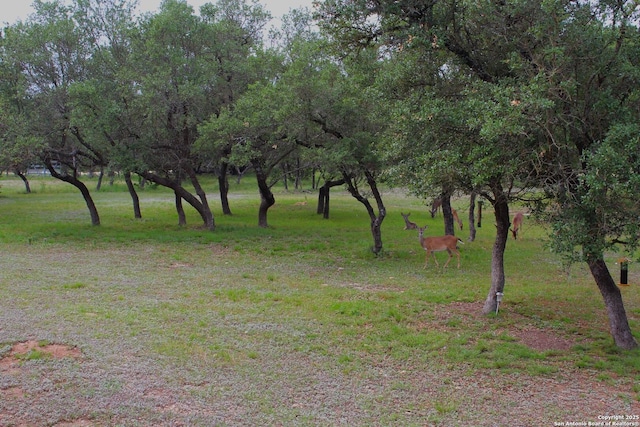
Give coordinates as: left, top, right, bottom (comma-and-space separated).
1, 304, 638, 426
0, 244, 638, 426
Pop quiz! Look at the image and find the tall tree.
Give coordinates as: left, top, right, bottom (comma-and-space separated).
277, 19, 389, 254
127, 0, 269, 229
69, 0, 143, 218
523, 1, 640, 349
198, 79, 299, 228
1, 0, 102, 225
200, 0, 271, 215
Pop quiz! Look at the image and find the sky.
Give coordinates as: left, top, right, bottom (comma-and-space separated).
0, 0, 316, 26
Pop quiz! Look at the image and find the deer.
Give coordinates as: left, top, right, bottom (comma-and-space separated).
418, 225, 463, 269
401, 212, 418, 230
452, 208, 463, 231
430, 198, 442, 218
510, 212, 524, 240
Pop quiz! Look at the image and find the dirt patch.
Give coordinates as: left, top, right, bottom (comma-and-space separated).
10, 340, 81, 359
1, 340, 82, 373
511, 327, 576, 351
432, 301, 579, 352
1, 340, 83, 415
4, 340, 82, 360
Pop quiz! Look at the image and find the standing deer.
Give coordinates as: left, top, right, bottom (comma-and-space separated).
452, 208, 463, 231
430, 198, 442, 218
510, 212, 524, 240
418, 226, 463, 269
401, 212, 418, 230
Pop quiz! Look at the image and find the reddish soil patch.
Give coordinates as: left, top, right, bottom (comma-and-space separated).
1, 340, 82, 413
9, 340, 82, 359
1, 340, 82, 372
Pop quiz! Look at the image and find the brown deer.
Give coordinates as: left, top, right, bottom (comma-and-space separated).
452, 208, 463, 231
510, 212, 524, 240
430, 198, 442, 218
418, 226, 463, 269
401, 212, 418, 230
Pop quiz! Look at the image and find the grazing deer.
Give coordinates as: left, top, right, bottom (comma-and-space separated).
401, 212, 418, 230
452, 208, 463, 231
430, 198, 442, 218
510, 212, 524, 240
418, 226, 463, 269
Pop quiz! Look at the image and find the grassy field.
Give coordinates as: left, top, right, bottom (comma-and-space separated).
0, 174, 638, 426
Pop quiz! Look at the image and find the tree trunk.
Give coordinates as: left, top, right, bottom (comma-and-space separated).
254, 162, 275, 228
317, 179, 345, 219
441, 192, 455, 236
282, 163, 289, 191
96, 167, 104, 191
15, 170, 31, 193
175, 192, 186, 226
482, 184, 510, 314
587, 258, 638, 349
124, 171, 141, 219
295, 158, 302, 190
468, 192, 477, 242
140, 171, 214, 231
218, 162, 232, 215
46, 161, 100, 226
186, 167, 214, 230
317, 185, 327, 215
342, 170, 386, 255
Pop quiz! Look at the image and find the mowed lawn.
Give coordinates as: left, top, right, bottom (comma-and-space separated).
0, 175, 638, 426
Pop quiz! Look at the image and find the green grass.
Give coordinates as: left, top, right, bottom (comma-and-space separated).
0, 173, 639, 420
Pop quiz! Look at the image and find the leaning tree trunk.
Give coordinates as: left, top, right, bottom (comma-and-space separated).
342, 170, 386, 255
186, 167, 214, 230
46, 161, 100, 226
15, 170, 31, 193
124, 172, 141, 219
482, 184, 510, 314
140, 171, 214, 230
588, 257, 638, 349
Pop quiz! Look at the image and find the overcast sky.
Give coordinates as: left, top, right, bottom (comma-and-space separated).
1, 0, 316, 26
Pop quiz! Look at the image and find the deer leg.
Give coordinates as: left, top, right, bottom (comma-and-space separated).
424, 250, 439, 268
431, 251, 440, 268
453, 249, 461, 268
442, 249, 452, 269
